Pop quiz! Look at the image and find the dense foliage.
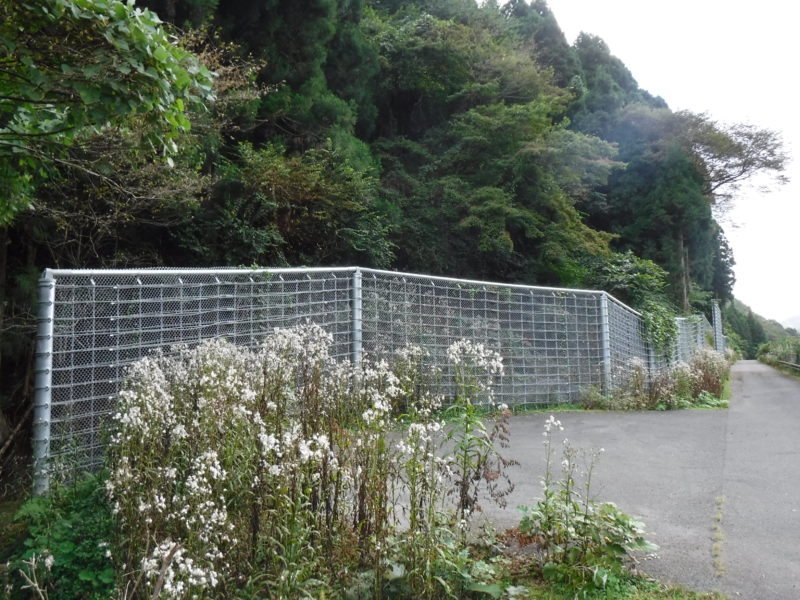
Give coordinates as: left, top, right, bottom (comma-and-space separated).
759, 337, 800, 368
724, 299, 798, 359
0, 0, 787, 474
0, 0, 215, 223
582, 347, 732, 411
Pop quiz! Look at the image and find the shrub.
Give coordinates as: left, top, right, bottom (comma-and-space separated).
688, 348, 729, 398
105, 326, 398, 598
5, 475, 114, 600
585, 349, 730, 411
759, 338, 800, 368
518, 417, 656, 592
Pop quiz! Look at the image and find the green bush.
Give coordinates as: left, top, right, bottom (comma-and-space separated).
518, 417, 656, 592
759, 338, 800, 367
5, 475, 114, 600
583, 348, 730, 411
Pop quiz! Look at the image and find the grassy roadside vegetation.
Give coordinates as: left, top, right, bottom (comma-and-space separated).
758, 339, 800, 380
1, 332, 733, 600
0, 500, 729, 600
523, 579, 726, 599
580, 349, 732, 412
0, 475, 730, 600
773, 365, 800, 380
759, 358, 800, 381
0, 500, 26, 559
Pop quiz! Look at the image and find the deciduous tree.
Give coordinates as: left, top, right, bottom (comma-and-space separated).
0, 0, 215, 223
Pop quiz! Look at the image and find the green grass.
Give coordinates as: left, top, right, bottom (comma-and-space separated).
721, 376, 732, 401
689, 394, 728, 410
522, 577, 727, 599
768, 361, 800, 381
509, 402, 586, 415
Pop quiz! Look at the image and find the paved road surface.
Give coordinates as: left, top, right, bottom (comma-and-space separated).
480, 360, 800, 599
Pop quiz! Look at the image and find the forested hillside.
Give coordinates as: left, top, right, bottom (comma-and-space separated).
724, 299, 799, 359
0, 0, 787, 458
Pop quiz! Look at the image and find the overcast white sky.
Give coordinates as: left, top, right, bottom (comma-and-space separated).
544, 0, 800, 324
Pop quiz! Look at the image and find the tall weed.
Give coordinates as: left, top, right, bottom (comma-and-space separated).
103, 324, 515, 598
583, 349, 730, 410
518, 417, 656, 591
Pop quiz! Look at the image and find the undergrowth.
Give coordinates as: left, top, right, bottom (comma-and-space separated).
2, 325, 728, 599
582, 348, 732, 411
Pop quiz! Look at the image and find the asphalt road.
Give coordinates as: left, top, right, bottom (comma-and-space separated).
478, 360, 800, 599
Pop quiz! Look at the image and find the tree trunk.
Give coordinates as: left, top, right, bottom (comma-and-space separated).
683, 245, 692, 312
0, 225, 7, 376
678, 230, 690, 313
0, 226, 9, 445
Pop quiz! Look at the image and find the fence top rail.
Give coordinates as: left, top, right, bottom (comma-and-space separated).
42, 266, 360, 278
777, 360, 800, 370
41, 265, 643, 316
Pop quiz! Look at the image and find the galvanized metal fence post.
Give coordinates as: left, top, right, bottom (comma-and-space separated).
712, 301, 725, 352
351, 268, 363, 364
599, 293, 612, 395
33, 271, 56, 495
696, 318, 704, 349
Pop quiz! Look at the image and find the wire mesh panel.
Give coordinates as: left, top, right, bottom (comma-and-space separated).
605, 297, 650, 389
712, 302, 725, 352
34, 265, 724, 490
41, 268, 354, 475
676, 315, 718, 362
675, 318, 698, 363
360, 272, 605, 406
702, 315, 714, 348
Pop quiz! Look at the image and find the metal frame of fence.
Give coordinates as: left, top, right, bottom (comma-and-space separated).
33, 266, 725, 492
712, 301, 726, 352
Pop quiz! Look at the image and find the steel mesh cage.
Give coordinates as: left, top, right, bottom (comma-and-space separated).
33, 266, 722, 491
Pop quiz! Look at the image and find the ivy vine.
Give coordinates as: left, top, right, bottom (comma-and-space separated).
641, 299, 678, 356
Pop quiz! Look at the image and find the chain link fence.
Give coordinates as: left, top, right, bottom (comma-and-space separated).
33, 266, 724, 491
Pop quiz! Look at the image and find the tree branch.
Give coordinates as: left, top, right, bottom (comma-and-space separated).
0, 402, 33, 462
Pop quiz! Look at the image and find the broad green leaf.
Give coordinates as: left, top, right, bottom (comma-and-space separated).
98, 568, 115, 584
465, 583, 504, 598
82, 64, 101, 77
152, 46, 168, 63
74, 83, 100, 104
